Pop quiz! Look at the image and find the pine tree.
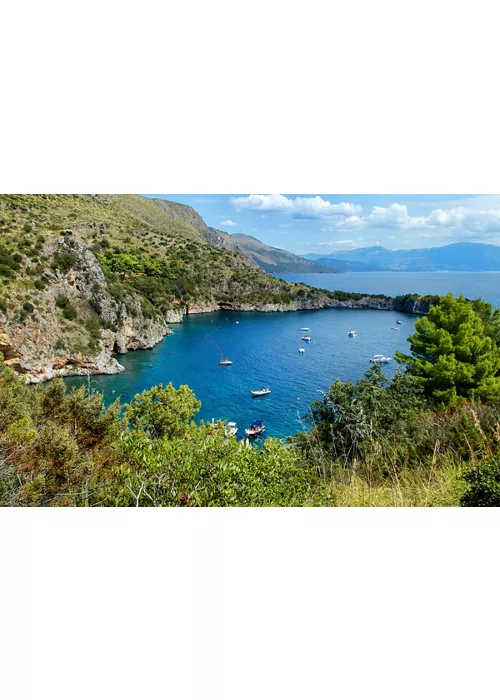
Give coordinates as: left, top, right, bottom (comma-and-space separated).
396, 293, 500, 406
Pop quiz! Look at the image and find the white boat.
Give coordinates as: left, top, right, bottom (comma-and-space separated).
302, 335, 312, 341
299, 327, 310, 331
226, 421, 238, 437
391, 327, 400, 331
219, 357, 233, 366
250, 387, 271, 397
348, 330, 358, 337
370, 354, 393, 364
299, 347, 305, 353
245, 420, 266, 437
396, 320, 402, 324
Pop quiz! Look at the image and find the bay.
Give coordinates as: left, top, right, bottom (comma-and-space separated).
65, 308, 415, 440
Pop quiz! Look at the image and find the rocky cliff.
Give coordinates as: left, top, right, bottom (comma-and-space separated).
0, 235, 171, 383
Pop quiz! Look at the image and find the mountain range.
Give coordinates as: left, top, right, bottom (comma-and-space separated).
303, 243, 500, 272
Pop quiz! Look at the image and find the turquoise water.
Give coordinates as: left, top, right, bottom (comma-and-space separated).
65, 308, 416, 440
277, 271, 500, 308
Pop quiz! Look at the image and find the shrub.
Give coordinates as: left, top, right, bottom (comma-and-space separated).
461, 455, 500, 506
62, 306, 77, 321
51, 251, 78, 273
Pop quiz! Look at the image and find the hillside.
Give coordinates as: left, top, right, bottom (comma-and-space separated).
311, 242, 500, 271
229, 234, 336, 273
0, 194, 430, 383
144, 198, 335, 273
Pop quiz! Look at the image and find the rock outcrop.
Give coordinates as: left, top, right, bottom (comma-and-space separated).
0, 235, 172, 383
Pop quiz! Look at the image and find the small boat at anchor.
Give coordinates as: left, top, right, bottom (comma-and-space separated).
226, 421, 238, 437
370, 354, 393, 364
396, 320, 402, 324
299, 347, 305, 353
245, 420, 266, 437
219, 357, 233, 366
250, 387, 271, 397
391, 327, 400, 331
302, 335, 312, 341
348, 330, 358, 337
299, 327, 311, 331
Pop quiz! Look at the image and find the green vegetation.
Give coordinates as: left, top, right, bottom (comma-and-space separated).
0, 357, 314, 506
461, 455, 500, 506
397, 293, 500, 406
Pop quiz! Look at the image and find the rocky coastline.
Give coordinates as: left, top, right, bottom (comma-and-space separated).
1, 294, 429, 384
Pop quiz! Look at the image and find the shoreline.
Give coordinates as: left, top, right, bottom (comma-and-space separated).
23, 294, 426, 384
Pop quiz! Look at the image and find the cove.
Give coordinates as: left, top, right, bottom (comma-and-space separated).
65, 308, 416, 440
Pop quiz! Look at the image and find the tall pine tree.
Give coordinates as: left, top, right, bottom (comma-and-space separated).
396, 293, 500, 406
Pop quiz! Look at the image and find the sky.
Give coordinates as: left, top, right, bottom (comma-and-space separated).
143, 194, 500, 255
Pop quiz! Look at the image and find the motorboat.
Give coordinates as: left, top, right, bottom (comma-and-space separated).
219, 357, 233, 366
301, 335, 312, 341
299, 327, 310, 331
299, 347, 305, 353
250, 387, 271, 397
348, 330, 358, 337
396, 320, 402, 324
370, 354, 393, 363
391, 327, 400, 331
245, 420, 266, 437
226, 421, 238, 437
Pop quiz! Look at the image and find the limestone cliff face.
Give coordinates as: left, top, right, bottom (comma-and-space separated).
0, 236, 171, 383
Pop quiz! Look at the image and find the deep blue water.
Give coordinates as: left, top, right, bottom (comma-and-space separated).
65, 308, 415, 440
277, 271, 500, 308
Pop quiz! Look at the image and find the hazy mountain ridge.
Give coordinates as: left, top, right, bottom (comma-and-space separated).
308, 243, 500, 272
229, 234, 337, 273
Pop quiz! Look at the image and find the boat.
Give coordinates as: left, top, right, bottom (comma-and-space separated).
250, 387, 271, 397
348, 330, 358, 337
219, 357, 233, 366
302, 335, 312, 341
245, 420, 266, 437
299, 327, 310, 331
370, 354, 393, 363
391, 327, 400, 331
299, 347, 305, 353
396, 320, 402, 324
226, 421, 238, 437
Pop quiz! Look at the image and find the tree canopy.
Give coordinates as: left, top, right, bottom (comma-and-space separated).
396, 293, 500, 406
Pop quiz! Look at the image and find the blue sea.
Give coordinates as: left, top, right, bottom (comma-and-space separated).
65, 272, 499, 440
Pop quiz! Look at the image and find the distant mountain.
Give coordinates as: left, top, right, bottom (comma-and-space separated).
311, 243, 500, 272
304, 255, 388, 272
229, 234, 337, 274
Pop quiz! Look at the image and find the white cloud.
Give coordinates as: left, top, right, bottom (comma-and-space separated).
231, 194, 363, 219
365, 203, 428, 229
220, 219, 237, 227
323, 202, 500, 237
427, 207, 500, 233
